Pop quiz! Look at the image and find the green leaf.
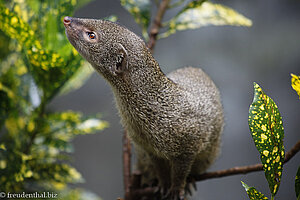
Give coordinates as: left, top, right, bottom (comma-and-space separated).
291, 73, 300, 99
59, 61, 94, 96
0, 31, 10, 61
296, 166, 300, 200
0, 4, 84, 100
160, 1, 252, 38
45, 11, 59, 51
241, 181, 268, 200
0, 5, 39, 49
120, 0, 151, 39
248, 83, 285, 197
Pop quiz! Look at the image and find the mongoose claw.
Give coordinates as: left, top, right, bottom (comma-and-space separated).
159, 187, 167, 196
185, 177, 197, 195
159, 184, 170, 197
185, 184, 193, 196
162, 188, 185, 200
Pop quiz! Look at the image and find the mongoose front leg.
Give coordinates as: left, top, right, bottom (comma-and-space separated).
147, 153, 171, 195
164, 155, 194, 200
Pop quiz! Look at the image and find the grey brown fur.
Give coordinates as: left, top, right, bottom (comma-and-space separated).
64, 17, 224, 200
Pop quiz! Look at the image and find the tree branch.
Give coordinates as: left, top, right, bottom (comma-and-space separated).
147, 0, 171, 52
193, 139, 300, 181
129, 139, 300, 198
123, 131, 132, 200
284, 139, 300, 163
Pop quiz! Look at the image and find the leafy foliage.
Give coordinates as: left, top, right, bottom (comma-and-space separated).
248, 83, 285, 197
120, 0, 151, 39
242, 181, 269, 200
296, 166, 300, 200
291, 73, 300, 99
58, 62, 94, 96
0, 0, 107, 197
160, 1, 252, 38
121, 0, 252, 40
0, 2, 82, 101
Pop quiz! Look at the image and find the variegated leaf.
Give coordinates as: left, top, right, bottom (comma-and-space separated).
291, 73, 300, 99
242, 181, 268, 200
248, 83, 285, 197
160, 1, 252, 38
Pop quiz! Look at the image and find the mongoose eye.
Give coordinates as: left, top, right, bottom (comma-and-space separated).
87, 32, 96, 39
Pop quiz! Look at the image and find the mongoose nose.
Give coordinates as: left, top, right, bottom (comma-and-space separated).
63, 16, 72, 26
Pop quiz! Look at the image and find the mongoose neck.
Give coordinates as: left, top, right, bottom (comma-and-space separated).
114, 57, 175, 100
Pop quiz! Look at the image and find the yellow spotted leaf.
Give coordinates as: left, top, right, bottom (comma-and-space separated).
0, 4, 85, 100
241, 181, 268, 200
160, 1, 252, 38
291, 73, 300, 99
248, 83, 285, 197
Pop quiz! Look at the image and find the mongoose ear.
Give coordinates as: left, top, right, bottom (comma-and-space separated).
113, 43, 128, 75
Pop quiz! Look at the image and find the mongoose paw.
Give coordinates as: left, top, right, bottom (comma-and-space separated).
159, 183, 170, 197
157, 179, 171, 197
162, 188, 185, 200
185, 177, 197, 195
159, 187, 168, 196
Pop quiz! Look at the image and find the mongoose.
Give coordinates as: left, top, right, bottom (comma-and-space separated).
64, 16, 224, 200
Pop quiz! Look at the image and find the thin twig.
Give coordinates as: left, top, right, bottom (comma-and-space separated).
123, 131, 132, 200
192, 163, 263, 181
284, 139, 300, 163
147, 0, 171, 52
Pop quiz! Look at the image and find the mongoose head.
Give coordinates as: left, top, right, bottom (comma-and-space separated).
63, 16, 152, 82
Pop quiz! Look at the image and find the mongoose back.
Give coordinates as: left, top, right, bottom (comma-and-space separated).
64, 16, 224, 200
